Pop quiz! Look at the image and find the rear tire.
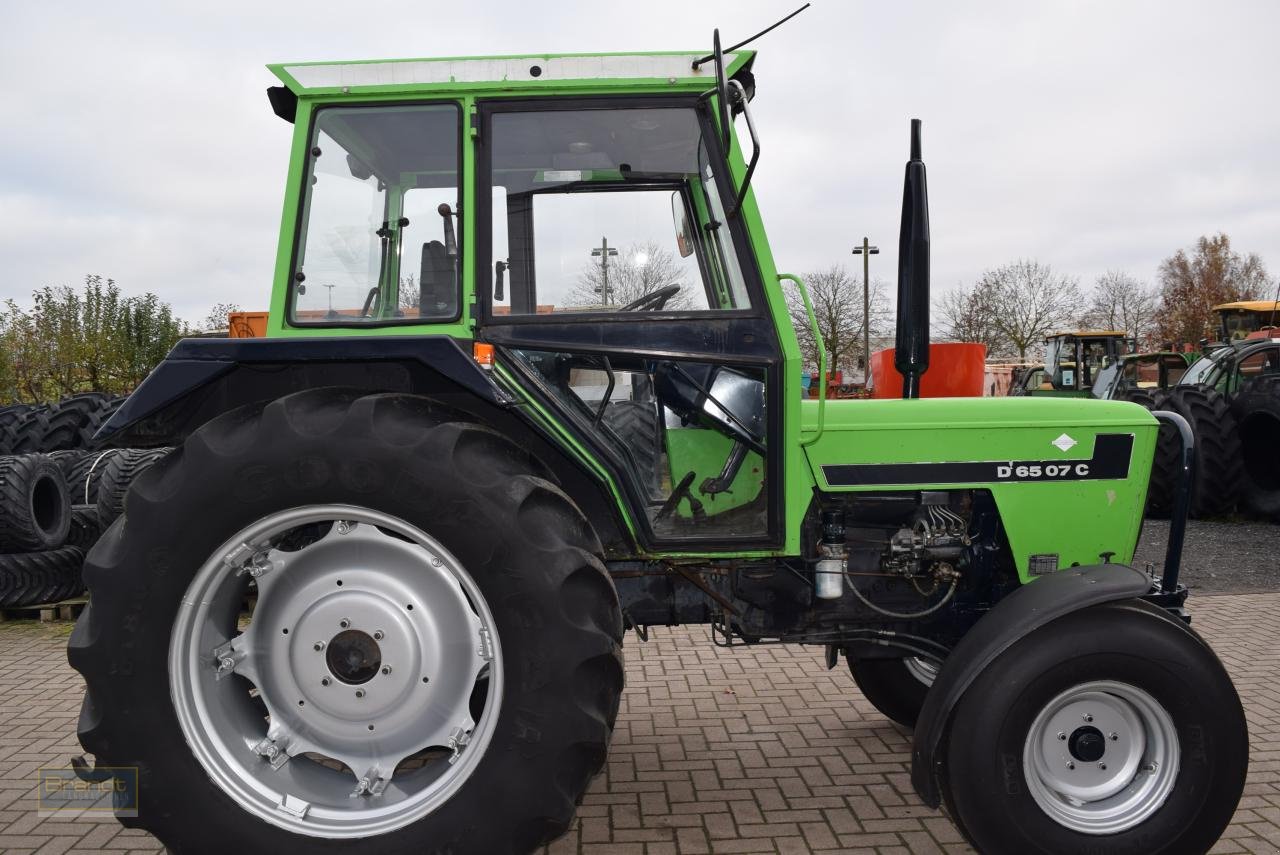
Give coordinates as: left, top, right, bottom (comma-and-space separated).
69, 390, 624, 855
602, 399, 663, 499
1230, 375, 1280, 521
849, 656, 937, 728
1163, 385, 1242, 517
1122, 389, 1178, 517
941, 599, 1247, 855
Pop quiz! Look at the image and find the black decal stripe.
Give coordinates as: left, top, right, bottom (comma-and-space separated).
822, 434, 1134, 487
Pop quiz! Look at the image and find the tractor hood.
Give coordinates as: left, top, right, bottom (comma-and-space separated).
801, 397, 1158, 581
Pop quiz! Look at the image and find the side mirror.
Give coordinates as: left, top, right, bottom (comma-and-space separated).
671, 192, 693, 258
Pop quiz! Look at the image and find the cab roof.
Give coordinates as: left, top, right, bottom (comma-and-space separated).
268, 51, 755, 97
1047, 330, 1128, 339
1213, 300, 1280, 313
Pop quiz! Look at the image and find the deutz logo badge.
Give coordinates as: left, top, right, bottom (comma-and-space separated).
1052, 433, 1078, 452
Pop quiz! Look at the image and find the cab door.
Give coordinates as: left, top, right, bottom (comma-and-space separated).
474, 97, 784, 550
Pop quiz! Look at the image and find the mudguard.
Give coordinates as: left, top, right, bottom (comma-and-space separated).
910, 563, 1152, 807
90, 334, 638, 553
95, 335, 507, 446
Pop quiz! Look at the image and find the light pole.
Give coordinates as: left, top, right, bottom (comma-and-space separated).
851, 237, 879, 385
591, 237, 618, 306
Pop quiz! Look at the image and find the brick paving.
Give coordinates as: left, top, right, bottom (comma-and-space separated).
0, 594, 1277, 854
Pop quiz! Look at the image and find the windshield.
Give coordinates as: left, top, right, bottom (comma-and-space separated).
487, 106, 752, 316
290, 104, 460, 325
1180, 349, 1227, 387
1091, 362, 1120, 399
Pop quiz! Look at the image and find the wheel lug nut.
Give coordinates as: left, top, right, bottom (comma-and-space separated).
1056, 732, 1066, 741
1083, 714, 1093, 722
321, 677, 330, 686
373, 630, 384, 640
1067, 761, 1075, 770
355, 689, 365, 698
340, 619, 350, 629
1099, 763, 1107, 770
313, 641, 325, 651
381, 666, 392, 675
1109, 732, 1118, 741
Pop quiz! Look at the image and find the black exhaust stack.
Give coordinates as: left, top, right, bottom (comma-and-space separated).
895, 119, 931, 399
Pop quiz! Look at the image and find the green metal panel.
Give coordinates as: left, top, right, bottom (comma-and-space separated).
800, 397, 1157, 582
665, 428, 765, 518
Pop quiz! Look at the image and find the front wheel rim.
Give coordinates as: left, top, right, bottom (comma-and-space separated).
169, 504, 503, 838
1022, 680, 1179, 835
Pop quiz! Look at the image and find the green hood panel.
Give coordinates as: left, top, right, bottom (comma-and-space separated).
800, 397, 1157, 582
802, 396, 1157, 433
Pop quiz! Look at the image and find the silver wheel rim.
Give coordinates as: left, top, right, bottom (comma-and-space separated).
169, 505, 502, 838
904, 657, 939, 686
1023, 680, 1179, 835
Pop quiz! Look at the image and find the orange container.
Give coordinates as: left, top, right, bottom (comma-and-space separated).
869, 342, 987, 399
228, 311, 269, 338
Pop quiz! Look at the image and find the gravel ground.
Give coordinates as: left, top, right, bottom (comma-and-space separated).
1134, 518, 1280, 594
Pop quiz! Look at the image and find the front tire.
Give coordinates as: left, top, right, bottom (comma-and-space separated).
69, 390, 624, 855
941, 599, 1247, 854
849, 656, 937, 728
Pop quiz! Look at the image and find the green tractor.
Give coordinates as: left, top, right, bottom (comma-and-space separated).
69, 39, 1247, 855
1011, 330, 1131, 397
1091, 350, 1198, 402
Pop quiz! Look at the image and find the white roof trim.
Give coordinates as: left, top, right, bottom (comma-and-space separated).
282, 54, 737, 90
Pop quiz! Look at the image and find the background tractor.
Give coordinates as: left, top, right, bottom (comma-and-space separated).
67, 32, 1248, 855
1010, 330, 1131, 397
1214, 299, 1280, 344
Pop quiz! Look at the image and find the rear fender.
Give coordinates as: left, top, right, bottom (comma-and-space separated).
910, 563, 1152, 806
97, 336, 506, 444
96, 335, 630, 551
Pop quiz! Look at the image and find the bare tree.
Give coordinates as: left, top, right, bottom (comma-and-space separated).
937, 284, 1010, 358
940, 261, 1081, 361
981, 260, 1082, 361
783, 265, 891, 378
569, 241, 691, 310
1155, 233, 1271, 345
1079, 271, 1159, 347
397, 273, 420, 310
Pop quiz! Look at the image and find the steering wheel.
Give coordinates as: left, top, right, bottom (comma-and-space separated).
620, 284, 682, 312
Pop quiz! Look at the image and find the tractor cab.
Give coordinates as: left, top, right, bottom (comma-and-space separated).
1091, 351, 1196, 400
1213, 300, 1280, 344
1179, 334, 1280, 397
265, 50, 786, 549
1014, 330, 1131, 396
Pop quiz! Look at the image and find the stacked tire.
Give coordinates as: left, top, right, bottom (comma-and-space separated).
0, 453, 83, 608
0, 446, 170, 609
0, 393, 126, 455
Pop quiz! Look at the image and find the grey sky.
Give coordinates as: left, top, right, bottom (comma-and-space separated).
2, 1, 1277, 323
